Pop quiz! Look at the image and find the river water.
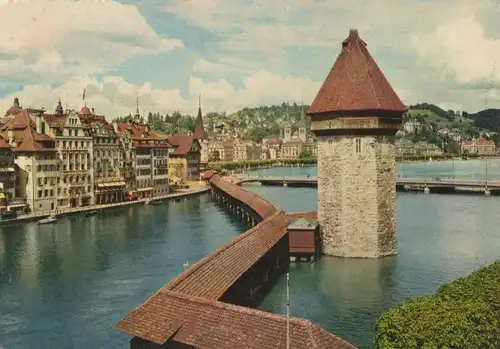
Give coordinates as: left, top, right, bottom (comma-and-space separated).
0, 195, 248, 349
1, 159, 499, 349
249, 158, 500, 348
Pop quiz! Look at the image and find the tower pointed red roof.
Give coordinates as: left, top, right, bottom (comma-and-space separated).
193, 106, 208, 140
307, 29, 407, 115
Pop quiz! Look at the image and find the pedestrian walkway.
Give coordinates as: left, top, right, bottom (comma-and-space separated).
0, 185, 210, 225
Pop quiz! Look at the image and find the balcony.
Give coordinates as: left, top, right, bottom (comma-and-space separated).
37, 171, 60, 178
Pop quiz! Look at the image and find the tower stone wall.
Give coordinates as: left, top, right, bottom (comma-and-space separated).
317, 135, 397, 258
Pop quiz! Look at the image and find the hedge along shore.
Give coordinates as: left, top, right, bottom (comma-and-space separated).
374, 260, 500, 349
0, 186, 210, 226
208, 154, 497, 171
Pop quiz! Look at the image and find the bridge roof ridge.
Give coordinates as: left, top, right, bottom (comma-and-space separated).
115, 289, 357, 349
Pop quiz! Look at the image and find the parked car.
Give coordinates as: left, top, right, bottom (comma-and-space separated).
0, 210, 18, 220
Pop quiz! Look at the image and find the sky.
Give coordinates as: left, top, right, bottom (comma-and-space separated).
0, 0, 499, 119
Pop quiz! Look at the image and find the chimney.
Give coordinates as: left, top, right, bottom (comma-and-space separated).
36, 114, 43, 134
91, 108, 95, 114
7, 130, 14, 144
112, 120, 118, 132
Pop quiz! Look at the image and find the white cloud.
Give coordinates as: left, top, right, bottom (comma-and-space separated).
165, 0, 500, 111
192, 69, 320, 112
0, 0, 183, 83
410, 16, 500, 85
0, 70, 320, 119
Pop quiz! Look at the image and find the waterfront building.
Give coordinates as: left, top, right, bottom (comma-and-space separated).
232, 138, 261, 161
461, 137, 497, 155
0, 109, 60, 212
403, 118, 422, 134
395, 139, 417, 156
221, 140, 235, 161
79, 105, 125, 204
262, 138, 282, 160
114, 123, 136, 193
114, 116, 171, 199
280, 106, 317, 159
43, 101, 94, 208
0, 136, 16, 203
207, 139, 225, 161
193, 102, 210, 166
307, 29, 406, 258
167, 134, 201, 182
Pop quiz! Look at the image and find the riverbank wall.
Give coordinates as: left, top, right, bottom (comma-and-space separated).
115, 172, 356, 349
0, 186, 210, 226
208, 154, 500, 172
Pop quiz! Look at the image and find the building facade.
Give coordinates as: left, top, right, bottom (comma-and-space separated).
79, 105, 125, 204
44, 101, 94, 208
0, 137, 16, 204
115, 119, 171, 199
307, 29, 406, 258
461, 137, 497, 155
167, 134, 201, 182
1, 109, 60, 213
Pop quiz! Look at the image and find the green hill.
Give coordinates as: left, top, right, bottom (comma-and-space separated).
407, 105, 471, 128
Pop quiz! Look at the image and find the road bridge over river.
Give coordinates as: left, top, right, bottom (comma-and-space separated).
233, 175, 500, 195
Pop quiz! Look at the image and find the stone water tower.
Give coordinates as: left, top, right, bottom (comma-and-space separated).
307, 29, 407, 258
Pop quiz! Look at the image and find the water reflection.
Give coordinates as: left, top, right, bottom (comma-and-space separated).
253, 164, 500, 349
253, 158, 500, 181
0, 193, 248, 349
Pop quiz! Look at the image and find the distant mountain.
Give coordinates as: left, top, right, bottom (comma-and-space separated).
464, 108, 500, 133
408, 103, 456, 121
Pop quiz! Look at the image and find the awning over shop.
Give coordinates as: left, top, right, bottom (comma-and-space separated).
137, 187, 154, 192
97, 181, 126, 188
8, 203, 27, 208
0, 167, 15, 172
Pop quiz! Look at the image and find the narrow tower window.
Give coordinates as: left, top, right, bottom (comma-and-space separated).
355, 138, 362, 153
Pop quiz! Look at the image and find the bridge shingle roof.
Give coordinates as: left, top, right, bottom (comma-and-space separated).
115, 290, 356, 349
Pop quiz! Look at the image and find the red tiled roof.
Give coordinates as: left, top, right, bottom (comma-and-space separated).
307, 29, 407, 115
0, 109, 55, 152
193, 106, 208, 140
43, 113, 67, 129
202, 169, 217, 180
167, 134, 199, 155
116, 122, 171, 148
115, 290, 356, 349
115, 175, 356, 349
265, 138, 283, 146
80, 105, 91, 115
164, 210, 286, 298
210, 174, 277, 219
286, 211, 317, 221
4, 106, 22, 117
0, 136, 10, 149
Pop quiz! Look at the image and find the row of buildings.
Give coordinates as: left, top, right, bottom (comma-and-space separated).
206, 107, 317, 162
0, 98, 203, 213
395, 137, 498, 157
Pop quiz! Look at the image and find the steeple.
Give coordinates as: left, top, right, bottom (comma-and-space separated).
193, 95, 208, 140
134, 97, 140, 120
55, 99, 64, 114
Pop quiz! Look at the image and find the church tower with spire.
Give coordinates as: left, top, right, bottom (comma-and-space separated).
193, 95, 209, 164
307, 29, 407, 258
297, 102, 307, 143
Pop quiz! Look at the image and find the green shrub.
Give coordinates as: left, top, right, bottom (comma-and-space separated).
375, 261, 500, 349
